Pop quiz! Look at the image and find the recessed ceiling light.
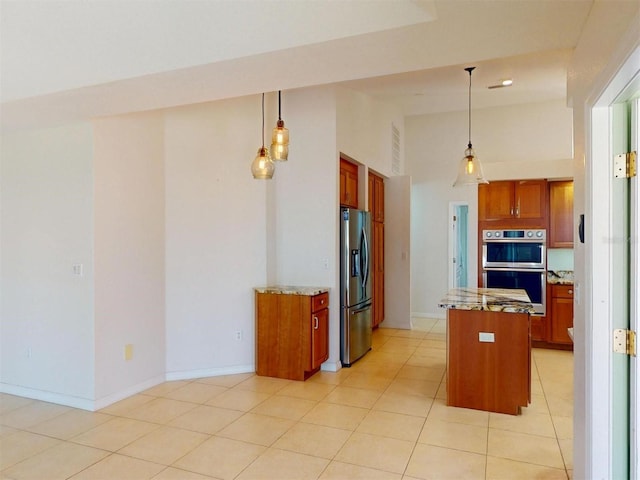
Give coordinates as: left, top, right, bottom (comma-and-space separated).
488, 79, 513, 89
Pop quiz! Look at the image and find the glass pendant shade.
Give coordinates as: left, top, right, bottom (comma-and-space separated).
454, 66, 489, 187
453, 145, 488, 186
251, 147, 275, 179
270, 121, 289, 161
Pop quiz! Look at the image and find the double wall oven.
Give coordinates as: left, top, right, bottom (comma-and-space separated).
482, 229, 546, 315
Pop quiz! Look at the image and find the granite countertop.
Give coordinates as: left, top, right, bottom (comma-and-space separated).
547, 270, 574, 285
254, 286, 329, 296
439, 287, 534, 313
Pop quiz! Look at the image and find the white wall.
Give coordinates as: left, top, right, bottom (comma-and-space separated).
336, 86, 405, 177
0, 123, 95, 408
269, 87, 343, 366
93, 112, 166, 405
406, 100, 573, 318
164, 96, 266, 378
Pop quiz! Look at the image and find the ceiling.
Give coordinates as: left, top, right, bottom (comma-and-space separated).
0, 0, 604, 132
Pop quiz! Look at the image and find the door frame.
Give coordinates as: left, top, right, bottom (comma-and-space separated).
586, 45, 640, 478
448, 201, 469, 289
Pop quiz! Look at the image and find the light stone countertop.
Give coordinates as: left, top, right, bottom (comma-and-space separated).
439, 287, 534, 313
254, 286, 329, 296
547, 270, 574, 285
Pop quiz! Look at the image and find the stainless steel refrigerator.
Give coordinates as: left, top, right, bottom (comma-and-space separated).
340, 207, 372, 366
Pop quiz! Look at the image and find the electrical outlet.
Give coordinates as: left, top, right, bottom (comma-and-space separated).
234, 330, 242, 341
124, 344, 133, 361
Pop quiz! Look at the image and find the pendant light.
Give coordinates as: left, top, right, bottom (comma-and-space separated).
251, 93, 275, 180
453, 67, 489, 186
270, 90, 289, 161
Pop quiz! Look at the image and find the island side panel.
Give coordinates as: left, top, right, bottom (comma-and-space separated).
446, 309, 531, 415
256, 292, 310, 381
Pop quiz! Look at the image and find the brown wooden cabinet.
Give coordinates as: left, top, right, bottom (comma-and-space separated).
446, 308, 531, 415
550, 285, 573, 345
256, 290, 329, 380
370, 172, 385, 223
530, 313, 547, 343
368, 171, 385, 328
372, 221, 385, 328
479, 180, 547, 227
549, 181, 574, 247
340, 158, 358, 208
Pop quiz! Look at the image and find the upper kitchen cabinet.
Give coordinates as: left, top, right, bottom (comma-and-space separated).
479, 180, 548, 227
549, 180, 574, 247
340, 158, 359, 209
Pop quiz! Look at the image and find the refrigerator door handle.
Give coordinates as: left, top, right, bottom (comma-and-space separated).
350, 304, 371, 316
360, 227, 369, 289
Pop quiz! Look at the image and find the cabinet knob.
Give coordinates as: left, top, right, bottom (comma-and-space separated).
314, 316, 319, 329
568, 289, 573, 295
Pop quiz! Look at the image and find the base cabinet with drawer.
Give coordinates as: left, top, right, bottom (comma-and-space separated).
255, 288, 329, 381
550, 285, 573, 345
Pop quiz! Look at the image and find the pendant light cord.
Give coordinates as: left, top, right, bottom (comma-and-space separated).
465, 67, 475, 149
261, 92, 265, 148
278, 91, 282, 121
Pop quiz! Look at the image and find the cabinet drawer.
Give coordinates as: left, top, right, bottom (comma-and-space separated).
312, 292, 329, 312
552, 285, 574, 299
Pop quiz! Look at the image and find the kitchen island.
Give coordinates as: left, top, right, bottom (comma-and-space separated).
439, 288, 534, 415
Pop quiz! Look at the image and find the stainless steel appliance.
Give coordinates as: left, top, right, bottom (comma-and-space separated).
482, 229, 546, 315
340, 207, 372, 366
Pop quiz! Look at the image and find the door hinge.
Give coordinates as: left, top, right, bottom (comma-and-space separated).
613, 328, 636, 356
614, 151, 637, 178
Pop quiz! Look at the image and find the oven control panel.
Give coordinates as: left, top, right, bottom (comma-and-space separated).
483, 229, 546, 241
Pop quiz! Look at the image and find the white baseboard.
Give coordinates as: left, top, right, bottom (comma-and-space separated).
321, 360, 342, 372
93, 375, 166, 411
165, 364, 255, 382
1, 383, 95, 411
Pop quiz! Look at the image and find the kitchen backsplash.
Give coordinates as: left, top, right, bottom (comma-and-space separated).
548, 248, 574, 271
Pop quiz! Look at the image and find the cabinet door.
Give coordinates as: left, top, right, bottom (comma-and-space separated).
340, 159, 358, 208
515, 180, 547, 221
478, 181, 515, 220
371, 173, 385, 222
549, 181, 574, 247
311, 308, 329, 369
372, 221, 385, 327
550, 286, 574, 344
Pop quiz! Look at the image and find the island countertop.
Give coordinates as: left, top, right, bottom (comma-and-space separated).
254, 286, 329, 296
439, 287, 534, 313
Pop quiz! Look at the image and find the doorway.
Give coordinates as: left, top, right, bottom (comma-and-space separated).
449, 202, 469, 289
587, 48, 639, 478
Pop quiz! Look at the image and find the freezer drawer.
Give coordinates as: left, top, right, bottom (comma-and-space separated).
341, 303, 372, 367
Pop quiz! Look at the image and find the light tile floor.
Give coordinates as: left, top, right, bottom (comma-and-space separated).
1, 318, 573, 480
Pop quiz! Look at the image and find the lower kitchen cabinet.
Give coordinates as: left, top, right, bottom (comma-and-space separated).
550, 285, 574, 345
255, 289, 329, 381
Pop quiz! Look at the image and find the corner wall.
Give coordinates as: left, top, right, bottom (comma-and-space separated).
0, 123, 95, 408
93, 112, 166, 405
